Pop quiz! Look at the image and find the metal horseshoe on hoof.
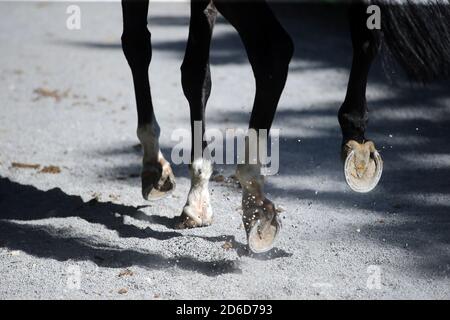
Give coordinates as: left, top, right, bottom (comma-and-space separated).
247, 214, 282, 254
344, 149, 383, 193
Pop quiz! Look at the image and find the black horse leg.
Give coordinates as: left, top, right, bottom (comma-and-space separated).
177, 0, 217, 229
338, 2, 383, 193
215, 0, 294, 253
215, 1, 293, 132
121, 0, 175, 200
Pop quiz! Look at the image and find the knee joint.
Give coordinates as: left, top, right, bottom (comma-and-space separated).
271, 28, 294, 70
180, 61, 211, 100
357, 31, 381, 61
121, 28, 152, 68
280, 31, 295, 66
256, 31, 293, 88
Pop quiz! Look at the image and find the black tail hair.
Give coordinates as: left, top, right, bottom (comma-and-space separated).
371, 0, 450, 82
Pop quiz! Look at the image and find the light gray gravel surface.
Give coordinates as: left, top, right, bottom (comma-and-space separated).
0, 2, 449, 300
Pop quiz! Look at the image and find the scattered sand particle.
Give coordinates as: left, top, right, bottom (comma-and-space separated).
212, 174, 225, 182
109, 194, 120, 201
118, 288, 128, 295
276, 206, 285, 213
10, 250, 21, 256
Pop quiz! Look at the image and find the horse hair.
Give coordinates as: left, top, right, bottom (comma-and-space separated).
371, 0, 450, 82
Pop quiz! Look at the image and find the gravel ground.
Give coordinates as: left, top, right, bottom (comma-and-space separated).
0, 2, 449, 300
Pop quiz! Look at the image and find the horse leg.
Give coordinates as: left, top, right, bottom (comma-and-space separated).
215, 0, 293, 252
338, 2, 383, 193
121, 0, 175, 200
177, 1, 217, 229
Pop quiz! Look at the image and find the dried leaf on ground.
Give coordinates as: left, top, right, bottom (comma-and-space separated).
118, 288, 128, 295
33, 87, 70, 102
222, 241, 233, 250
118, 269, 134, 278
11, 162, 40, 169
40, 165, 61, 174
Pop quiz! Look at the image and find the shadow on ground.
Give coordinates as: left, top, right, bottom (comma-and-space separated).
0, 177, 291, 275
0, 178, 239, 276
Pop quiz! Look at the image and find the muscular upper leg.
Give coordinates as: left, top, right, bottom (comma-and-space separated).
215, 1, 293, 132
214, 0, 293, 73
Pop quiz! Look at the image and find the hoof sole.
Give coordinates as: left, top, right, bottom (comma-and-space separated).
144, 186, 175, 201
343, 141, 383, 193
247, 214, 282, 254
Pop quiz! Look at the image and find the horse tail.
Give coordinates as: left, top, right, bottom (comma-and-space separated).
370, 0, 450, 82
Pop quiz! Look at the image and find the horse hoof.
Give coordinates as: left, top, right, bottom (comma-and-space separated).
176, 196, 213, 229
342, 140, 383, 193
243, 198, 282, 254
175, 208, 212, 229
248, 215, 281, 254
142, 164, 176, 201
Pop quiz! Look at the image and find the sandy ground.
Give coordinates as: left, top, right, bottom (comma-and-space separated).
0, 2, 449, 300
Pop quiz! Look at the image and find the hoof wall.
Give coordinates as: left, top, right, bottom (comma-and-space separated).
142, 167, 176, 201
